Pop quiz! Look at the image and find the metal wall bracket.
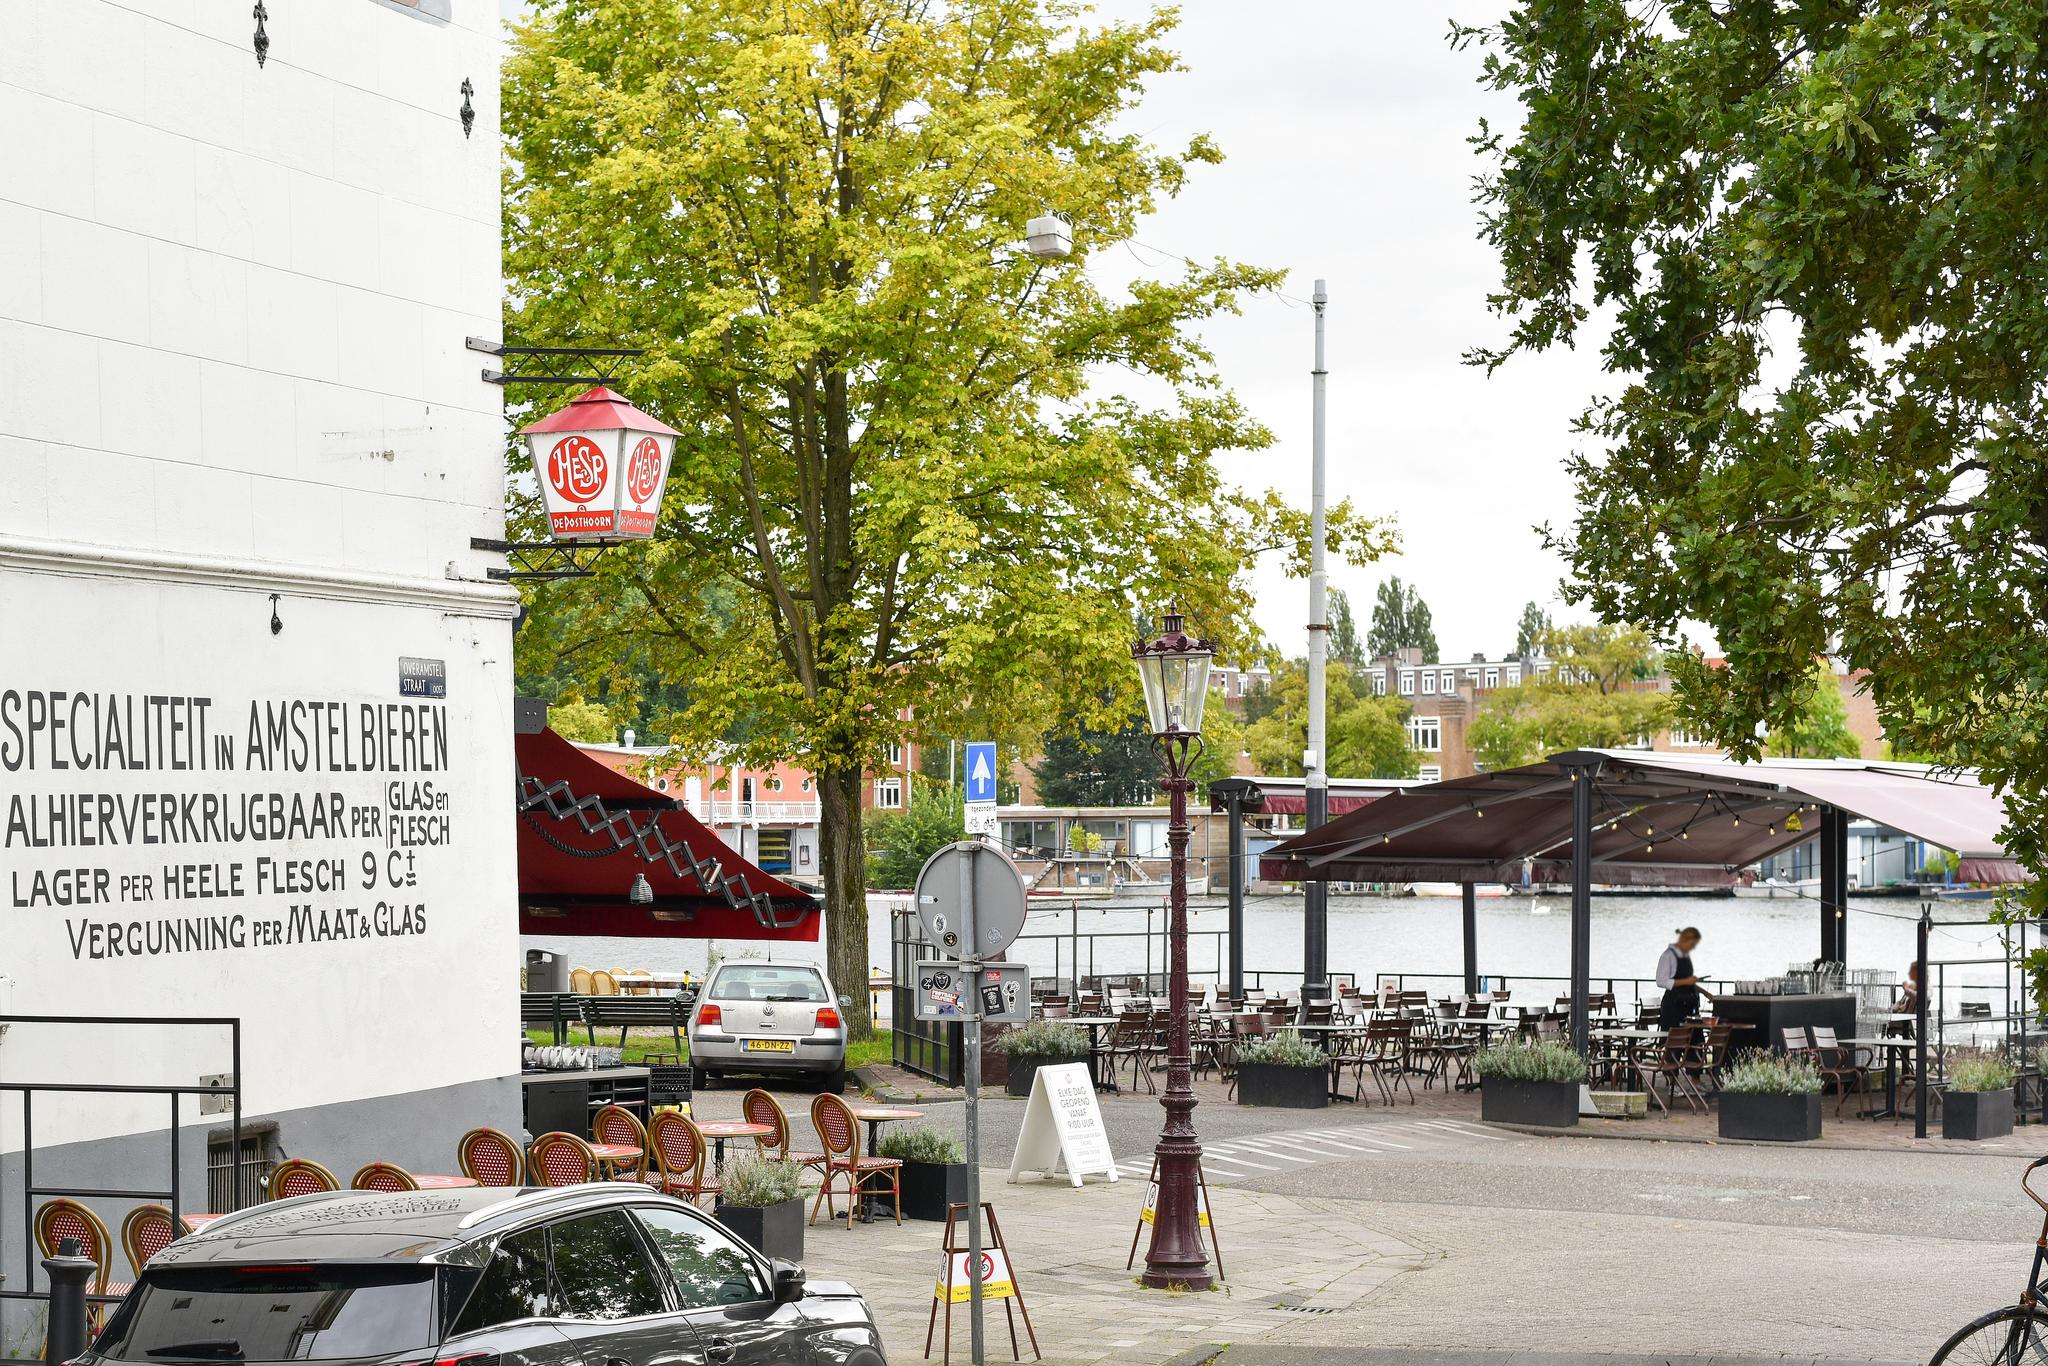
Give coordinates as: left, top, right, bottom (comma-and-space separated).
471, 536, 613, 582
466, 337, 644, 387
252, 2, 270, 67
460, 78, 475, 137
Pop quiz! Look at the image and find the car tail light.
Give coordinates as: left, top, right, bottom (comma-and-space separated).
815, 1007, 841, 1029
698, 1004, 722, 1027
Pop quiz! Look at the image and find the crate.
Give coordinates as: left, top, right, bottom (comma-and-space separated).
1589, 1090, 1648, 1119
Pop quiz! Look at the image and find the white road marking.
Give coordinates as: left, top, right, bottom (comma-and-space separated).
1308, 1128, 1414, 1150
1197, 1146, 1283, 1170
1412, 1120, 1510, 1141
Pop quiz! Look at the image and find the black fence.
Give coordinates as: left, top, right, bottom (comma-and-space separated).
1, 1015, 243, 1317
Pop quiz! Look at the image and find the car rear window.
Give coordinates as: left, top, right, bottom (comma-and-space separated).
709, 965, 826, 1003
98, 1265, 438, 1361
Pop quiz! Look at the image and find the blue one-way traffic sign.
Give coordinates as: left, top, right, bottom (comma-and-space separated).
964, 742, 999, 805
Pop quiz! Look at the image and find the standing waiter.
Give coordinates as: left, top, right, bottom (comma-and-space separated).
1655, 927, 1713, 1027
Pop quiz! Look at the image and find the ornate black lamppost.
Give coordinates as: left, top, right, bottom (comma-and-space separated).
1132, 608, 1215, 1290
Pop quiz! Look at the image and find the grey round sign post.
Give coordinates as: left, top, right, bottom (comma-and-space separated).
912, 840, 1026, 1366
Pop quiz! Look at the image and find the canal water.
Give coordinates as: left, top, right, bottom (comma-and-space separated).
525, 890, 2019, 1013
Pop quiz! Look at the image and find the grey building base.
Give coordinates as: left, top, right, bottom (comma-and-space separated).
2, 1073, 520, 1356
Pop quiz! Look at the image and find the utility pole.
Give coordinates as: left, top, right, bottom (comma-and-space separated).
1303, 279, 1330, 1009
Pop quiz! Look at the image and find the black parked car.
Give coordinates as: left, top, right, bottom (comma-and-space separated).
81, 1184, 887, 1366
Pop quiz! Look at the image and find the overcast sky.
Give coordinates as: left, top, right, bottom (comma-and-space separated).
497, 2, 1618, 661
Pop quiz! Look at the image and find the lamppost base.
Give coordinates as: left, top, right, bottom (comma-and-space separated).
1139, 1266, 1215, 1292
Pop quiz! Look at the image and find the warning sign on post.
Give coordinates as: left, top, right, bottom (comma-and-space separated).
935, 1248, 1016, 1303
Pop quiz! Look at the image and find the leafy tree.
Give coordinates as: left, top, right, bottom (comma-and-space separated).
1032, 711, 1158, 808
548, 698, 618, 745
1765, 661, 1862, 760
1512, 602, 1551, 660
1539, 624, 1659, 695
1329, 588, 1365, 669
1468, 683, 1672, 771
1456, 4, 2048, 970
1245, 662, 1418, 779
865, 786, 965, 890
1366, 577, 1439, 663
504, 0, 1393, 1035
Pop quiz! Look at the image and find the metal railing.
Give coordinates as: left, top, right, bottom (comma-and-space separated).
1, 1015, 242, 1314
686, 799, 822, 823
1372, 971, 1738, 1015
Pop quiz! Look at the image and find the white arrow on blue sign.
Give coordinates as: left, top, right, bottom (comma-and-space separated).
964, 741, 999, 805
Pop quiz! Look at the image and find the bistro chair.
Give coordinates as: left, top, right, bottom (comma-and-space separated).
268, 1158, 340, 1198
647, 1111, 721, 1206
592, 1103, 651, 1181
743, 1088, 823, 1168
1635, 1026, 1709, 1113
590, 969, 620, 996
1809, 1026, 1868, 1116
35, 1199, 121, 1331
351, 1162, 420, 1192
570, 967, 594, 995
458, 1127, 525, 1186
810, 1094, 901, 1229
528, 1131, 598, 1187
121, 1204, 176, 1269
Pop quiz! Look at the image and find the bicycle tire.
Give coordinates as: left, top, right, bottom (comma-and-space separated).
1930, 1305, 2048, 1365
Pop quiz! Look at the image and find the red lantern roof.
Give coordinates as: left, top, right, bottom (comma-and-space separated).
518, 385, 681, 437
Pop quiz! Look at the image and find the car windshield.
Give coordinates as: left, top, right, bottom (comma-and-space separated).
709, 965, 827, 1003
98, 1266, 439, 1362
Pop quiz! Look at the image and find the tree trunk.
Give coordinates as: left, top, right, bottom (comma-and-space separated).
818, 766, 874, 1039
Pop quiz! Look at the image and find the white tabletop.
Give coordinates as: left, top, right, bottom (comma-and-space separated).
1842, 1036, 1917, 1047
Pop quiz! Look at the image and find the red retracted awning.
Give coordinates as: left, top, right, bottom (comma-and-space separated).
515, 728, 820, 941
1255, 794, 1382, 817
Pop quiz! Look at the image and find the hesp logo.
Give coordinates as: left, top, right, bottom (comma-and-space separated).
546, 435, 607, 505
625, 435, 663, 506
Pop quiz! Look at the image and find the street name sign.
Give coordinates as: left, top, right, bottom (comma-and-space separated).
1006, 1061, 1118, 1188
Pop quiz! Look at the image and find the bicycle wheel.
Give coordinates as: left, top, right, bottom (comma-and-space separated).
1931, 1306, 2048, 1365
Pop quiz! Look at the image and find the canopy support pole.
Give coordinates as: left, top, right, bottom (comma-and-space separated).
1560, 755, 1600, 1056
1461, 883, 1479, 996
1820, 807, 1849, 965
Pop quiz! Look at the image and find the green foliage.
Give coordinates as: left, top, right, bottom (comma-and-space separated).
1921, 849, 1961, 880
504, 0, 1394, 1036
865, 786, 965, 890
547, 698, 618, 745
877, 1125, 964, 1165
1245, 662, 1418, 780
718, 1155, 807, 1208
1329, 589, 1365, 669
1720, 1051, 1823, 1096
1032, 706, 1156, 807
1512, 602, 1551, 660
1764, 661, 1862, 760
1468, 682, 1671, 771
1456, 1, 2048, 1002
1367, 577, 1438, 662
1473, 1039, 1586, 1084
1238, 1030, 1327, 1069
1949, 1051, 2016, 1093
998, 1020, 1091, 1060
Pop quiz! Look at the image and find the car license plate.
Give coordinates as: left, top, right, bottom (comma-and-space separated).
742, 1038, 795, 1053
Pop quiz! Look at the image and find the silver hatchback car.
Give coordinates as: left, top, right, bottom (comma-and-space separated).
689, 961, 849, 1093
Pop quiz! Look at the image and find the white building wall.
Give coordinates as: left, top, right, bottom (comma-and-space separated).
0, 0, 512, 1158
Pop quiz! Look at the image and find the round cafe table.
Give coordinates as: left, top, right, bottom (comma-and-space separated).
848, 1105, 924, 1224
694, 1119, 774, 1173
180, 1212, 225, 1234
590, 1141, 645, 1181
410, 1173, 478, 1189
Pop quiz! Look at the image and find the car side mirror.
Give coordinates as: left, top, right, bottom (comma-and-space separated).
770, 1258, 806, 1304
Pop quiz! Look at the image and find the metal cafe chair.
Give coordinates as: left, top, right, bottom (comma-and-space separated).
458, 1126, 527, 1186
743, 1088, 824, 1169
267, 1157, 339, 1198
121, 1204, 176, 1269
35, 1198, 121, 1332
593, 1103, 652, 1181
528, 1131, 598, 1187
647, 1112, 722, 1206
810, 1094, 900, 1230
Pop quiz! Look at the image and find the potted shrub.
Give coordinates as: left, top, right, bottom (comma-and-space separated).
1476, 1039, 1584, 1128
1718, 1050, 1823, 1141
1944, 1051, 2016, 1140
713, 1155, 806, 1261
879, 1126, 969, 1221
1235, 1030, 1330, 1109
999, 1020, 1091, 1098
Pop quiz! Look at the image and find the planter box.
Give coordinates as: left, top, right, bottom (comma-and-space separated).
1479, 1078, 1579, 1128
897, 1160, 970, 1221
1005, 1054, 1083, 1099
715, 1197, 804, 1262
1236, 1062, 1329, 1109
1719, 1090, 1822, 1142
1944, 1087, 2015, 1141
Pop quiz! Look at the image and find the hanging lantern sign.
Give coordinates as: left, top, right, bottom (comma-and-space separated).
518, 386, 680, 541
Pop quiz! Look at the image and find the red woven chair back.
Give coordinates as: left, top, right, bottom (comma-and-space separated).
35, 1199, 110, 1284
529, 1132, 596, 1187
122, 1205, 176, 1271
811, 1093, 858, 1162
742, 1089, 789, 1157
592, 1104, 648, 1151
459, 1127, 524, 1186
351, 1162, 418, 1192
269, 1159, 339, 1199
649, 1112, 706, 1182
